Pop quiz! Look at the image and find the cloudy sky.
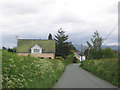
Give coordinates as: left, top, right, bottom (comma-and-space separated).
0, 0, 119, 48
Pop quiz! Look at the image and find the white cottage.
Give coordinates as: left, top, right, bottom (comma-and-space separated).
31, 44, 42, 53
17, 39, 55, 59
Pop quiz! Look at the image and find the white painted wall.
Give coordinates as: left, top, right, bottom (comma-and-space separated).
75, 52, 86, 62
31, 44, 42, 53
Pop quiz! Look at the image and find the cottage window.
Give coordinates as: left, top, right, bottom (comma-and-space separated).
34, 49, 39, 53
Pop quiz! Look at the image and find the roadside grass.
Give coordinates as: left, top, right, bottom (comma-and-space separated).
80, 58, 120, 87
2, 50, 65, 88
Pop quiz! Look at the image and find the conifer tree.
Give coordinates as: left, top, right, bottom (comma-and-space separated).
54, 28, 72, 58
48, 33, 52, 40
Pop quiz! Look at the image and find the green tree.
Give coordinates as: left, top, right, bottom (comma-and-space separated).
87, 31, 103, 59
2, 46, 7, 49
103, 47, 115, 58
48, 33, 52, 40
12, 47, 16, 53
54, 28, 72, 58
69, 42, 76, 50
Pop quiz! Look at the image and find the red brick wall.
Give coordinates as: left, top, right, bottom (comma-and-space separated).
17, 53, 55, 59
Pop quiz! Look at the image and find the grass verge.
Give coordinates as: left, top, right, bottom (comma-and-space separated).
2, 50, 65, 88
80, 58, 120, 87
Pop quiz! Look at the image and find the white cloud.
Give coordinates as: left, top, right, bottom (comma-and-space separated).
0, 0, 119, 47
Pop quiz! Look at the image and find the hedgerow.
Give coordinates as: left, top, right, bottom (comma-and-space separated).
65, 51, 80, 65
80, 58, 120, 87
2, 50, 65, 88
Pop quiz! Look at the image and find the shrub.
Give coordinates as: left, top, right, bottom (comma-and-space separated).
28, 54, 31, 57
40, 57, 44, 59
72, 57, 77, 63
87, 49, 103, 60
65, 51, 80, 65
103, 47, 115, 58
56, 57, 64, 60
65, 53, 74, 65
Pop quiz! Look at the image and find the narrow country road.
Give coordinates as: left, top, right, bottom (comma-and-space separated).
53, 63, 117, 88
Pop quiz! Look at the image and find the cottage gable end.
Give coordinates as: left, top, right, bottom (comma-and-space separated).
31, 44, 42, 53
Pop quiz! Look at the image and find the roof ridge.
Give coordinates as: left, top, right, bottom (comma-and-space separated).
18, 39, 54, 41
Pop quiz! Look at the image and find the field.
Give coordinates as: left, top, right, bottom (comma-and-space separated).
80, 58, 120, 87
2, 50, 65, 88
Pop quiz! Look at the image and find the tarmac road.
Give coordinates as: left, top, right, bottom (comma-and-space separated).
53, 63, 118, 88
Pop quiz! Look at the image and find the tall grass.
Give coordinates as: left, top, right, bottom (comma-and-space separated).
80, 58, 119, 87
2, 50, 65, 88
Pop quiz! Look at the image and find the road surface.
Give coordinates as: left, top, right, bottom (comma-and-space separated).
53, 63, 117, 88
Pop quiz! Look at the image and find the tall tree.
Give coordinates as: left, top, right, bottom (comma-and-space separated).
54, 28, 72, 58
48, 33, 52, 40
2, 46, 7, 49
87, 31, 103, 59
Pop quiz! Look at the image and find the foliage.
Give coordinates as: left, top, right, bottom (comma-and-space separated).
54, 28, 75, 58
72, 57, 79, 63
56, 56, 64, 60
12, 47, 17, 53
65, 51, 80, 65
87, 49, 103, 59
8, 47, 16, 53
69, 42, 76, 50
80, 58, 119, 87
65, 51, 74, 65
103, 47, 115, 58
2, 46, 7, 50
2, 50, 65, 88
48, 33, 53, 40
87, 31, 103, 59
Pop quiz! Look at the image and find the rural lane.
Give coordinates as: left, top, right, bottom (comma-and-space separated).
53, 63, 117, 88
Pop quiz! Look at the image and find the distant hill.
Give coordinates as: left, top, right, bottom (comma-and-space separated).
102, 45, 118, 50
73, 44, 118, 51
73, 44, 87, 51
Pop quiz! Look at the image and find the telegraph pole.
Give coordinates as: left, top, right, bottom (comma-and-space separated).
81, 44, 82, 61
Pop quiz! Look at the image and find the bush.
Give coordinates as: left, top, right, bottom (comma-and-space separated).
103, 47, 115, 58
80, 58, 119, 87
56, 57, 64, 60
2, 50, 65, 88
65, 52, 74, 65
72, 57, 77, 63
65, 51, 80, 65
28, 54, 31, 57
87, 49, 103, 60
40, 57, 44, 59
